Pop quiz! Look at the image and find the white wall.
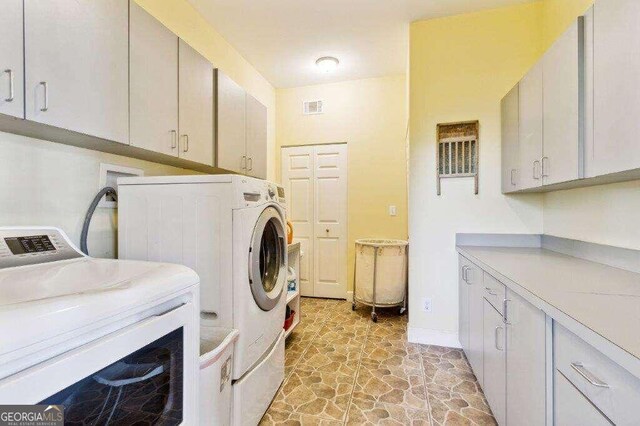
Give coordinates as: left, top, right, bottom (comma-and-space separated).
544, 181, 640, 250
408, 4, 545, 346
0, 132, 195, 258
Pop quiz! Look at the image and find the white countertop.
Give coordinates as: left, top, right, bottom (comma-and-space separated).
457, 245, 640, 378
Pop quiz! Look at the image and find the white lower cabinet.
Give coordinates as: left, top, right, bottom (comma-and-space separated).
505, 289, 546, 426
468, 270, 484, 386
555, 372, 612, 425
459, 256, 484, 386
483, 300, 506, 426
458, 257, 471, 353
555, 323, 640, 425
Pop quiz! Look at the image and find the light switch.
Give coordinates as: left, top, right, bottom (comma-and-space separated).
389, 205, 397, 216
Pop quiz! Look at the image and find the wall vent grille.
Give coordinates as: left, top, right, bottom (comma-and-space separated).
303, 100, 323, 115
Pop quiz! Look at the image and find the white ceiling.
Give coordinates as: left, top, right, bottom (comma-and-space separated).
188, 0, 536, 88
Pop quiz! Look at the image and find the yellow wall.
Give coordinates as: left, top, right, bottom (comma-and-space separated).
135, 0, 277, 180
408, 3, 545, 342
276, 75, 409, 292
542, 0, 594, 49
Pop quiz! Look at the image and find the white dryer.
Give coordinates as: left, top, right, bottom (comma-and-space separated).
0, 227, 200, 424
118, 175, 287, 425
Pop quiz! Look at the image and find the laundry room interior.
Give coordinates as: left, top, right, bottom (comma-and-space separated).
1, 0, 639, 425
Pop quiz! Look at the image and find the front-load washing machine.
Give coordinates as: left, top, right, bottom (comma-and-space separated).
118, 175, 287, 425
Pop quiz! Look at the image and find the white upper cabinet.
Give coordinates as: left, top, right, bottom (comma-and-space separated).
24, 0, 129, 144
518, 61, 544, 190
501, 84, 520, 193
246, 94, 268, 179
217, 71, 247, 174
130, 2, 179, 157
542, 18, 584, 185
0, 0, 24, 119
590, 0, 640, 176
178, 40, 214, 166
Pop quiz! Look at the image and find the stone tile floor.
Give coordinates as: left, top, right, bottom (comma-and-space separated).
260, 297, 497, 425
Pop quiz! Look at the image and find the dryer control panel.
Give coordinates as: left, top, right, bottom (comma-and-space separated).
0, 227, 84, 269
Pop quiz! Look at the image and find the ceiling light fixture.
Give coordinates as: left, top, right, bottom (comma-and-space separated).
316, 56, 339, 73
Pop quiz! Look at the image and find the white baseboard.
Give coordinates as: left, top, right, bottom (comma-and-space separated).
408, 325, 461, 348
346, 290, 353, 302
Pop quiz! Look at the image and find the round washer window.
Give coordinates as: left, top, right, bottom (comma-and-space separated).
249, 207, 286, 311
260, 218, 282, 293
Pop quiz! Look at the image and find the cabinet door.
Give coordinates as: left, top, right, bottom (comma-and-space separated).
468, 266, 484, 386
483, 300, 506, 426
555, 373, 613, 425
458, 257, 471, 353
130, 2, 178, 157
0, 0, 24, 119
518, 62, 543, 190
543, 18, 583, 185
590, 0, 640, 176
246, 94, 267, 179
216, 71, 246, 174
24, 0, 129, 143
505, 289, 546, 426
501, 84, 519, 193
178, 40, 214, 166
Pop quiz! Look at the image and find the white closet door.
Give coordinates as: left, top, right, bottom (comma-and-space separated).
312, 144, 348, 299
281, 143, 348, 299
281, 145, 315, 297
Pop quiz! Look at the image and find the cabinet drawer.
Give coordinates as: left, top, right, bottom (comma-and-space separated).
555, 371, 613, 425
483, 272, 506, 315
554, 323, 640, 425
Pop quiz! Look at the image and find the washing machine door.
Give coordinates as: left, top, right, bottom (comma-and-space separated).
248, 206, 286, 311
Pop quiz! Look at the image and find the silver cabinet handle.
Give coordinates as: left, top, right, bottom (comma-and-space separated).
241, 156, 247, 170
39, 81, 48, 112
4, 69, 14, 102
570, 362, 609, 388
463, 266, 471, 284
510, 169, 516, 186
495, 326, 504, 351
461, 265, 469, 282
182, 134, 189, 152
533, 160, 540, 180
247, 157, 253, 171
485, 287, 497, 296
170, 130, 177, 149
541, 156, 549, 178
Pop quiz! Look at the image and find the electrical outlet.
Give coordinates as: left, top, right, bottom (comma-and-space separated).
389, 205, 397, 216
423, 298, 433, 313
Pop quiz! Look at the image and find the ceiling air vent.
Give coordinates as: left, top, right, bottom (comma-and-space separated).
303, 100, 323, 115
